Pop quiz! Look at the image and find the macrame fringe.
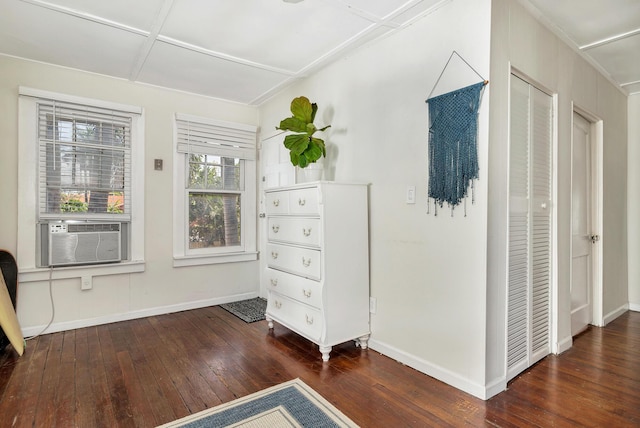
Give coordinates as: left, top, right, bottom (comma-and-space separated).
426, 81, 485, 217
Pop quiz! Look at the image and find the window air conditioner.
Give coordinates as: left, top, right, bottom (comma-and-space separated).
41, 222, 123, 267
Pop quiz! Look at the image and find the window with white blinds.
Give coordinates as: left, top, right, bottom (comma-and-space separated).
37, 99, 135, 221
173, 113, 257, 263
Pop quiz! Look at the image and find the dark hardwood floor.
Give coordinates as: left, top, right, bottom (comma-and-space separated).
1, 306, 638, 427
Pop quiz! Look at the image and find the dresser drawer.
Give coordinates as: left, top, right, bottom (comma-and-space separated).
267, 243, 321, 280
265, 268, 322, 309
288, 187, 320, 215
267, 292, 323, 341
268, 217, 321, 248
265, 191, 289, 215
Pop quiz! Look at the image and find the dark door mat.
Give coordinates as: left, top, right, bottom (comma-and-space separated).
219, 298, 267, 323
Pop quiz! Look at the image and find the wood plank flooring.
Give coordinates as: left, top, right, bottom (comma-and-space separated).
1, 307, 638, 427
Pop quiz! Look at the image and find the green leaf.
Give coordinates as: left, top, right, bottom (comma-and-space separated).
277, 117, 307, 133
306, 123, 317, 135
318, 125, 331, 132
309, 137, 326, 159
310, 102, 318, 123
298, 153, 309, 168
289, 151, 300, 166
283, 134, 309, 155
304, 138, 324, 162
290, 96, 313, 123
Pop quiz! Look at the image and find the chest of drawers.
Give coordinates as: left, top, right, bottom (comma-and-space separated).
264, 182, 370, 361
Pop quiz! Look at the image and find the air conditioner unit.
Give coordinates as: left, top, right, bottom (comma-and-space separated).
41, 221, 123, 267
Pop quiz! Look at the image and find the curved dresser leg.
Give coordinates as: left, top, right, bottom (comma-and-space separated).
266, 316, 274, 330
357, 335, 370, 349
319, 345, 332, 362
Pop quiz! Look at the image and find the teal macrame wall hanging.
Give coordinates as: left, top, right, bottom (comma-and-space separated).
425, 51, 487, 216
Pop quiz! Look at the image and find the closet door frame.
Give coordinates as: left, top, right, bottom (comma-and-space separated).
571, 104, 604, 329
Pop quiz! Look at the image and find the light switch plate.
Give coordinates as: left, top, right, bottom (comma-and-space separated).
406, 186, 416, 204
81, 275, 92, 290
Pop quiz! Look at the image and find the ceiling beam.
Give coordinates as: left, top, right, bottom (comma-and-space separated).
580, 27, 640, 51
128, 0, 175, 81
19, 0, 147, 36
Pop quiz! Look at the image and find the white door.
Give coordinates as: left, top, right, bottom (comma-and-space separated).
571, 112, 594, 336
258, 134, 295, 297
507, 75, 552, 381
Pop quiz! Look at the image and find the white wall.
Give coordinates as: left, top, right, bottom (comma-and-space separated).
628, 93, 640, 311
0, 55, 261, 333
259, 0, 492, 398
487, 0, 629, 389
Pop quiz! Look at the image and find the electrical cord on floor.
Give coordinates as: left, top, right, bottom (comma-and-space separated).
25, 266, 56, 342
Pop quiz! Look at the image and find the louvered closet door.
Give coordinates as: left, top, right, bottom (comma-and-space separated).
507, 76, 552, 381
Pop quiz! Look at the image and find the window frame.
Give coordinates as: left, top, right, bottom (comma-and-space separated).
17, 87, 145, 279
173, 113, 258, 266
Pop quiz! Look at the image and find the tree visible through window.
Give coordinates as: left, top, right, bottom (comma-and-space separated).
187, 154, 242, 249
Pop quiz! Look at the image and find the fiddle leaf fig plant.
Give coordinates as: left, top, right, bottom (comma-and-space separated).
276, 96, 331, 168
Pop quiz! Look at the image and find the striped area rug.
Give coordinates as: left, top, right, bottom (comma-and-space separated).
157, 378, 358, 427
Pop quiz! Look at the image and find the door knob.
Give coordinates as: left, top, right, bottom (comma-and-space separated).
590, 234, 600, 243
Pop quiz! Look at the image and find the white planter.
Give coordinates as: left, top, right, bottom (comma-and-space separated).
296, 161, 324, 183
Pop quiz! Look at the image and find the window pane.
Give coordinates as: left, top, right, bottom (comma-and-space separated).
45, 142, 126, 214
188, 155, 240, 190
55, 190, 124, 213
189, 192, 241, 249
43, 114, 128, 215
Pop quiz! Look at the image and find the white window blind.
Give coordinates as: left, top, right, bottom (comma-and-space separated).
175, 113, 257, 160
37, 99, 135, 220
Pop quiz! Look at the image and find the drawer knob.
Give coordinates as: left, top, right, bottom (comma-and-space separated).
303, 289, 311, 298
271, 251, 279, 259
302, 257, 311, 267
272, 199, 280, 207
272, 225, 280, 233
298, 198, 306, 206
275, 300, 282, 309
270, 278, 278, 286
302, 228, 311, 237
305, 314, 314, 325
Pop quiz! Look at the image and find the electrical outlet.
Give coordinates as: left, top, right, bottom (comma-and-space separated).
369, 297, 377, 314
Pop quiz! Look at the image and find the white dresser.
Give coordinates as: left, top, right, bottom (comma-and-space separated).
264, 181, 370, 361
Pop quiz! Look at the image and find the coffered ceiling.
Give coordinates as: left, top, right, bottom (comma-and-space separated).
0, 0, 638, 105
525, 0, 640, 95
0, 0, 447, 104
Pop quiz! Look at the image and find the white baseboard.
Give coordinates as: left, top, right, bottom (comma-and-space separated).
368, 339, 504, 400
629, 302, 640, 312
21, 292, 258, 337
484, 377, 507, 400
603, 303, 629, 326
555, 335, 573, 354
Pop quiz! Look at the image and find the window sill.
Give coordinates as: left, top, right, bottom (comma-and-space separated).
173, 251, 258, 267
18, 260, 146, 283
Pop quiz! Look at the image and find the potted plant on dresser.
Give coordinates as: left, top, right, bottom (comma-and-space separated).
276, 96, 331, 182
